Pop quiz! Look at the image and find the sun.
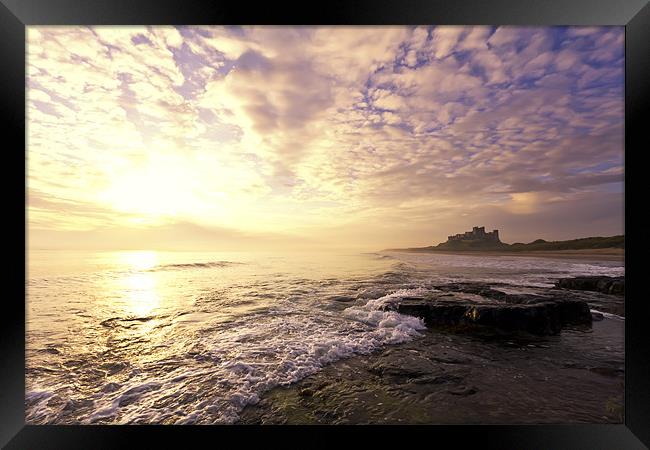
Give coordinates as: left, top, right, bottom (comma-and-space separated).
101, 169, 183, 217
99, 156, 202, 221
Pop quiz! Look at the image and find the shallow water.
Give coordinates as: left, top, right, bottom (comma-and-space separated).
26, 250, 624, 424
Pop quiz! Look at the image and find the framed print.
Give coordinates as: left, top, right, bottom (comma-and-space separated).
1, 0, 649, 448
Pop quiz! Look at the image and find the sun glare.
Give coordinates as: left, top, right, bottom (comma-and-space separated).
119, 250, 158, 271
101, 168, 188, 218
114, 251, 161, 317
123, 272, 160, 317
97, 151, 215, 223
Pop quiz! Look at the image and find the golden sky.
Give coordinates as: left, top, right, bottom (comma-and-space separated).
27, 26, 624, 251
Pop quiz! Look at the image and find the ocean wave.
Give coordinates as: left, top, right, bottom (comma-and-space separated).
28, 286, 430, 425
147, 261, 243, 272
362, 252, 395, 260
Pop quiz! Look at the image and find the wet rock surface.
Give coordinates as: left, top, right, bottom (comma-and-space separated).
555, 276, 624, 296
378, 282, 600, 335
551, 281, 624, 316
239, 318, 624, 424
239, 279, 625, 425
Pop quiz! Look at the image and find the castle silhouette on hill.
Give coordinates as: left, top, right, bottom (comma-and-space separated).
387, 227, 623, 253
447, 226, 500, 243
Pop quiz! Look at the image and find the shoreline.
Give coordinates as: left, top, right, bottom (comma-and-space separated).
385, 248, 624, 262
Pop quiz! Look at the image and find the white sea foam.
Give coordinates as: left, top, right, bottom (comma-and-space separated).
63, 288, 429, 425
387, 251, 624, 277
590, 309, 625, 321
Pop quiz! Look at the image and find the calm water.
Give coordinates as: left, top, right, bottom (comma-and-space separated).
26, 250, 624, 424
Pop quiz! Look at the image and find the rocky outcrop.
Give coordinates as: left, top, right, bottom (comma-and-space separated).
379, 283, 594, 335
555, 276, 624, 296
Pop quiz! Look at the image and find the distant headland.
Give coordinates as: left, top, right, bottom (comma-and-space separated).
385, 226, 624, 258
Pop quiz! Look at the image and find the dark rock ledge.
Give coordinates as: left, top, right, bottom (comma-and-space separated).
555, 276, 624, 296
380, 282, 595, 336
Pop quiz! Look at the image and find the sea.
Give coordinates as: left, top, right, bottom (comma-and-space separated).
25, 250, 625, 424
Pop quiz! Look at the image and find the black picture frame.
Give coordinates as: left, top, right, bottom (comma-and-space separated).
2, 0, 648, 448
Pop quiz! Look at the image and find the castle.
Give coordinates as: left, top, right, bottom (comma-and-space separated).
447, 226, 500, 242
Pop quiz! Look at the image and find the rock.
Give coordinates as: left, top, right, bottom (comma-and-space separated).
299, 388, 315, 397
409, 374, 463, 385
608, 279, 625, 296
429, 356, 471, 365
369, 363, 429, 378
42, 347, 61, 355
434, 283, 507, 301
101, 382, 121, 393
591, 312, 605, 321
368, 354, 438, 379
588, 367, 624, 377
548, 288, 624, 317
555, 276, 624, 296
384, 297, 590, 335
380, 283, 593, 336
448, 385, 478, 396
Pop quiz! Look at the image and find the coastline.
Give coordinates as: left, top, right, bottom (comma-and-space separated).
385, 247, 624, 262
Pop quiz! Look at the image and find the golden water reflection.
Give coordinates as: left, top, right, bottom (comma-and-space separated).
123, 272, 160, 317
116, 251, 160, 317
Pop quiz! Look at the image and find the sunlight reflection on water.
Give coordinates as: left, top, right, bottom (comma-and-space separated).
122, 272, 159, 317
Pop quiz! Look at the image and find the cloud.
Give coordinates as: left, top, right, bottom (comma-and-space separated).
27, 26, 624, 249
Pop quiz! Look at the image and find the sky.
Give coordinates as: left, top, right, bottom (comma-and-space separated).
27, 26, 624, 251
